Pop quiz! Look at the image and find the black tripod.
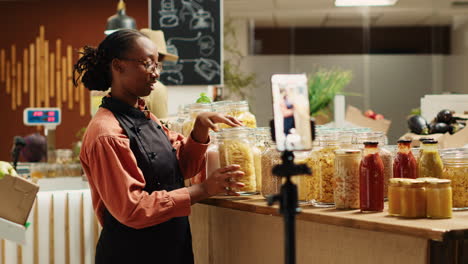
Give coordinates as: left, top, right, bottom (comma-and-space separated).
267, 150, 311, 264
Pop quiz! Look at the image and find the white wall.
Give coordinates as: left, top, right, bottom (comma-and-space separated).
445, 20, 468, 94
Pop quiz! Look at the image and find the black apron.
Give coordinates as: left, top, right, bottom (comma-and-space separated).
96, 96, 194, 264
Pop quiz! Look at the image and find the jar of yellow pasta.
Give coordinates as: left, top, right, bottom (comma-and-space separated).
249, 133, 263, 192
218, 127, 257, 194
212, 101, 233, 129
312, 133, 339, 207
442, 153, 468, 210
182, 103, 212, 137
232, 101, 257, 128
292, 151, 314, 203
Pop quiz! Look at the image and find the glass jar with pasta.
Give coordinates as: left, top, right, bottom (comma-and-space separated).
249, 133, 263, 192
261, 140, 282, 198
212, 101, 232, 129
206, 132, 220, 179
312, 133, 339, 207
232, 101, 257, 128
442, 153, 468, 210
218, 127, 257, 194
182, 103, 212, 137
291, 151, 314, 203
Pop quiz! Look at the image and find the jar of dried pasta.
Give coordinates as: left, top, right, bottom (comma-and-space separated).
312, 133, 339, 207
182, 103, 212, 137
442, 153, 468, 210
261, 141, 282, 198
218, 127, 257, 194
249, 133, 263, 192
212, 101, 233, 129
292, 151, 314, 203
333, 149, 361, 209
206, 132, 220, 179
232, 101, 257, 128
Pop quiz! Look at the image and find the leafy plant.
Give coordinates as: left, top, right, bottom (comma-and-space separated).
196, 92, 212, 103
308, 68, 353, 116
223, 19, 257, 100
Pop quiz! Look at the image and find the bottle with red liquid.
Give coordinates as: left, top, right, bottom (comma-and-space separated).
360, 141, 384, 212
393, 139, 418, 179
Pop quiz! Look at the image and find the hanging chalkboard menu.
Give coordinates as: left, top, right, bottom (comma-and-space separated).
150, 0, 222, 85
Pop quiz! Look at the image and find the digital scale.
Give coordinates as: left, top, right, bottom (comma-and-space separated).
23, 107, 62, 157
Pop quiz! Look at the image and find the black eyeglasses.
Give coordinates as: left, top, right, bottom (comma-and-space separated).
119, 58, 163, 73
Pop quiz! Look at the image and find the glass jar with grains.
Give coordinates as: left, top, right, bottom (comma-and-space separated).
442, 153, 468, 210
170, 105, 189, 135
333, 149, 361, 209
218, 127, 257, 194
312, 133, 339, 207
261, 140, 282, 198
255, 127, 271, 153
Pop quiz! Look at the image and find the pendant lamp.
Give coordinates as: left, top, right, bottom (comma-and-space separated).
104, 0, 137, 35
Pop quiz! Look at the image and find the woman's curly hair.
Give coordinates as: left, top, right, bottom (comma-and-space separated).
73, 29, 147, 91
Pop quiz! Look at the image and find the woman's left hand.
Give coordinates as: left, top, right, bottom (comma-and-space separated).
191, 112, 243, 143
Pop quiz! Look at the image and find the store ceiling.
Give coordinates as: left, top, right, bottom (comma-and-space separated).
224, 0, 468, 27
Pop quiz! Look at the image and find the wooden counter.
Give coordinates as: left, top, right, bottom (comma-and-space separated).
189, 195, 468, 264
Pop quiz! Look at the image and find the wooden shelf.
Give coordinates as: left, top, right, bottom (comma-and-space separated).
200, 195, 468, 242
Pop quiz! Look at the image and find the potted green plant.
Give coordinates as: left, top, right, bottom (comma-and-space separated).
308, 68, 353, 124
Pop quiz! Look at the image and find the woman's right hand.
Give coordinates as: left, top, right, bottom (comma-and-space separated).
202, 165, 245, 196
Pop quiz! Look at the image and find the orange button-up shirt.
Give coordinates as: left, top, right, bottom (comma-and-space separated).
80, 102, 208, 230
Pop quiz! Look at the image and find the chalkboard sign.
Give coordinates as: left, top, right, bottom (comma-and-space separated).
150, 0, 222, 86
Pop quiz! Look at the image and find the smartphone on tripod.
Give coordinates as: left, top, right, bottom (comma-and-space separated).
271, 74, 312, 151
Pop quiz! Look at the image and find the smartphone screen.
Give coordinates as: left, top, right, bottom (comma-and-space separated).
271, 74, 312, 151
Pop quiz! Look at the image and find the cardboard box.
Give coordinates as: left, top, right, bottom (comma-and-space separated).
400, 124, 468, 149
0, 174, 39, 225
345, 105, 392, 134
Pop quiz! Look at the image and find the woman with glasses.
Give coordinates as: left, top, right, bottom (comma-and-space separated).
73, 29, 244, 264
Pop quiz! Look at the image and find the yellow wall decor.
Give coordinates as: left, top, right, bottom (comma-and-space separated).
0, 25, 86, 115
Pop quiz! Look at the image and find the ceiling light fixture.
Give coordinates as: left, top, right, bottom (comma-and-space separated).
335, 0, 398, 7
104, 0, 137, 35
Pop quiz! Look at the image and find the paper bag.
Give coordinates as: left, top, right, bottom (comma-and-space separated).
0, 174, 39, 225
